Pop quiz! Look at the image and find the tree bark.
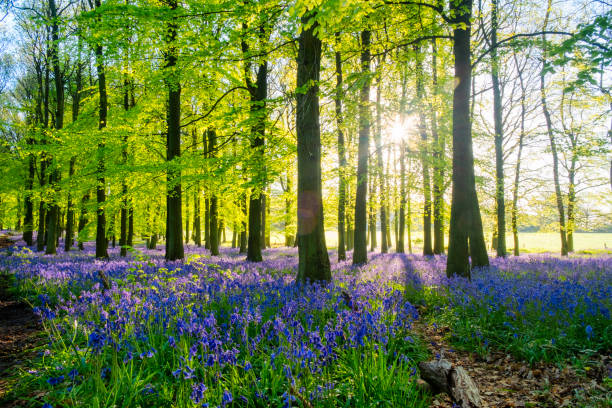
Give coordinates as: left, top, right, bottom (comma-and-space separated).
490, 0, 506, 257
539, 2, 568, 256
243, 22, 268, 262
446, 0, 489, 278
374, 62, 388, 253
353, 28, 371, 266
415, 45, 433, 256
208, 129, 219, 256
296, 12, 331, 284
163, 0, 184, 261
94, 0, 108, 259
511, 52, 526, 256
431, 39, 445, 254
45, 0, 64, 255
335, 36, 347, 261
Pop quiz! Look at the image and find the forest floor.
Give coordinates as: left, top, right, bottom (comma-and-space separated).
0, 235, 43, 407
413, 321, 612, 407
0, 236, 609, 407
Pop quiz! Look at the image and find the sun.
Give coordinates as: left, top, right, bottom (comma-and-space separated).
388, 115, 412, 145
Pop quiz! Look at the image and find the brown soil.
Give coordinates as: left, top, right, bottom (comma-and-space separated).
0, 235, 43, 405
415, 321, 611, 407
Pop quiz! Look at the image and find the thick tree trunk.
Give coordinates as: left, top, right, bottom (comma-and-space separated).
296, 12, 331, 283
353, 29, 371, 266
243, 24, 268, 262
335, 39, 347, 261
446, 0, 489, 278
164, 0, 184, 261
94, 0, 109, 259
490, 0, 506, 257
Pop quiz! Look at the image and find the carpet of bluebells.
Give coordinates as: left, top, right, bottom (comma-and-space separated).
0, 237, 611, 407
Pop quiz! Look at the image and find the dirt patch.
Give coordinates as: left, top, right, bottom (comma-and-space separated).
0, 235, 43, 404
415, 321, 611, 407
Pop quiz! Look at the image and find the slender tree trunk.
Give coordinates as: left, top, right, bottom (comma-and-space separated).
398, 142, 406, 253
208, 129, 219, 255
163, 0, 184, 260
431, 39, 445, 254
490, 0, 506, 257
77, 192, 88, 250
368, 171, 377, 251
284, 174, 294, 246
119, 74, 130, 256
446, 0, 489, 278
45, 0, 64, 255
93, 0, 109, 259
185, 190, 190, 244
539, 6, 568, 256
567, 160, 576, 252
296, 12, 331, 283
260, 191, 266, 249
335, 37, 347, 261
239, 193, 247, 253
415, 46, 433, 256
65, 56, 82, 252
23, 136, 35, 246
192, 132, 201, 247
353, 28, 371, 266
511, 52, 526, 256
374, 65, 388, 253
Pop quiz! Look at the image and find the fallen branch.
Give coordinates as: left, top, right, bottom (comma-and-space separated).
418, 359, 484, 408
97, 270, 111, 290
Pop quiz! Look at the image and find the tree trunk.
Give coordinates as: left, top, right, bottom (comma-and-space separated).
398, 142, 406, 253
77, 192, 89, 250
260, 191, 266, 249
335, 37, 347, 261
239, 193, 247, 253
185, 189, 190, 244
446, 0, 489, 278
45, 0, 64, 255
431, 39, 445, 254
539, 4, 568, 256
94, 0, 109, 259
243, 24, 268, 262
163, 0, 184, 261
511, 52, 526, 256
23, 137, 35, 246
353, 28, 371, 266
375, 65, 388, 253
490, 0, 506, 257
208, 129, 219, 256
119, 73, 131, 257
415, 46, 433, 256
296, 12, 331, 283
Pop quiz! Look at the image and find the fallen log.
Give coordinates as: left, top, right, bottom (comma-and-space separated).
97, 270, 111, 290
418, 358, 484, 408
